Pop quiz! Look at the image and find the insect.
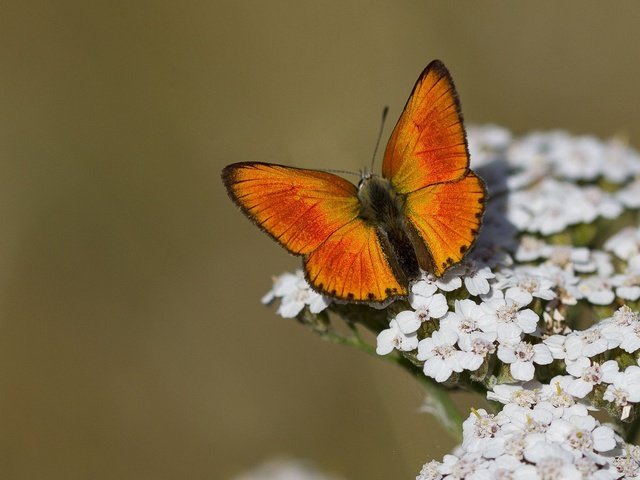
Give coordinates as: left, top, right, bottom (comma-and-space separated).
222, 60, 486, 303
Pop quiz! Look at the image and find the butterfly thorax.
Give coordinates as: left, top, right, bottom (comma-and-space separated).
357, 174, 404, 227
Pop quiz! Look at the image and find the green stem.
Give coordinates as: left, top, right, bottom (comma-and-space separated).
319, 327, 464, 442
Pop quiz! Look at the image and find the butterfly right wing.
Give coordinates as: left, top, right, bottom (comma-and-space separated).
222, 162, 405, 302
382, 60, 470, 194
381, 60, 486, 276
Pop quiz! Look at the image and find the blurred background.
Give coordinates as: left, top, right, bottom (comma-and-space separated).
0, 1, 639, 478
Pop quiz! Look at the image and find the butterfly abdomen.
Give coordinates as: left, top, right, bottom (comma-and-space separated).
357, 175, 420, 282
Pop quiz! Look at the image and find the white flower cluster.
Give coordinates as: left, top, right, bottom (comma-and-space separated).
542, 306, 640, 418
469, 126, 640, 236
262, 270, 330, 318
376, 267, 555, 383
260, 126, 640, 478
375, 127, 640, 385
417, 379, 638, 480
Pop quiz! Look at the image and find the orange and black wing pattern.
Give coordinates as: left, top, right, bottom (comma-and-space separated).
404, 174, 485, 275
222, 162, 406, 302
382, 60, 486, 275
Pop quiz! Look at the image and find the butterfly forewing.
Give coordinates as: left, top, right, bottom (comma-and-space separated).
223, 162, 360, 254
382, 60, 470, 194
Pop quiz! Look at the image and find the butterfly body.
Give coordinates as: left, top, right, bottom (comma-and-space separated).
223, 60, 486, 304
356, 173, 422, 284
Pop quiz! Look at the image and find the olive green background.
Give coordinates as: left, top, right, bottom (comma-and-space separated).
1, 1, 639, 479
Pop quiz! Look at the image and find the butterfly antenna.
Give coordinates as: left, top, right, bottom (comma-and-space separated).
370, 106, 389, 172
322, 168, 361, 178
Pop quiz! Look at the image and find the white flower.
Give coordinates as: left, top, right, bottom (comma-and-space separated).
376, 319, 418, 355
604, 226, 640, 261
396, 301, 447, 336
412, 270, 464, 296
495, 266, 556, 307
508, 276, 555, 307
565, 358, 619, 398
400, 294, 448, 332
417, 328, 464, 383
457, 331, 497, 372
497, 340, 553, 381
416, 460, 443, 480
515, 236, 550, 263
543, 335, 567, 360
603, 365, 640, 413
549, 134, 602, 181
462, 409, 510, 458
537, 376, 579, 416
543, 245, 594, 272
440, 299, 484, 344
484, 453, 525, 478
610, 444, 640, 478
461, 260, 495, 296
486, 382, 540, 408
536, 264, 581, 305
501, 403, 554, 435
423, 268, 464, 292
545, 414, 617, 454
611, 270, 640, 301
563, 327, 621, 362
602, 137, 640, 183
478, 298, 539, 342
617, 179, 640, 209
262, 272, 301, 304
577, 276, 615, 305
263, 271, 331, 318
599, 305, 640, 353
509, 179, 595, 236
438, 453, 489, 479
411, 279, 439, 300
522, 438, 582, 478
582, 185, 623, 221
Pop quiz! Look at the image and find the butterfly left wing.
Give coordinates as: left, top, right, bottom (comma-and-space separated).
222, 162, 406, 302
382, 60, 486, 276
304, 218, 406, 302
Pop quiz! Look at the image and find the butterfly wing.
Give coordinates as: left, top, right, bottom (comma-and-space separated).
404, 173, 485, 275
382, 60, 470, 194
304, 219, 406, 302
222, 162, 405, 301
382, 60, 486, 276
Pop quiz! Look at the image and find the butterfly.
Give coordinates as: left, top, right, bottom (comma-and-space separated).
222, 60, 486, 304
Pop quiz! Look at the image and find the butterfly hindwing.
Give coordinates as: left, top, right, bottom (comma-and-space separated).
382, 60, 470, 194
305, 219, 406, 302
222, 162, 405, 302
404, 172, 486, 276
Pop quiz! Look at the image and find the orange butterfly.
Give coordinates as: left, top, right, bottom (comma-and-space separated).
222, 60, 486, 303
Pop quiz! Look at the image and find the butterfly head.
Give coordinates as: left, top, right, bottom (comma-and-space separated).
357, 167, 375, 185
